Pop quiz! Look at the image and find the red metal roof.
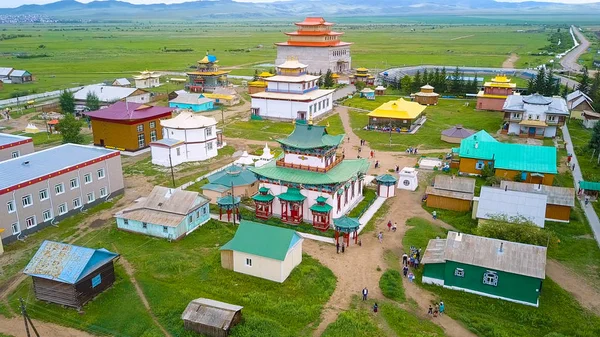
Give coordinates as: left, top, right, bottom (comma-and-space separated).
84, 101, 174, 121
295, 17, 334, 26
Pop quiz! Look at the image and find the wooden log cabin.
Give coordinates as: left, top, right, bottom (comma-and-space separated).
426, 175, 476, 212
23, 241, 119, 309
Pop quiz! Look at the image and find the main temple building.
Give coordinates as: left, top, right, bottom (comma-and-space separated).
275, 17, 352, 74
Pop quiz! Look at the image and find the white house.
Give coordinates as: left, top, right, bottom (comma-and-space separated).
502, 94, 569, 138
250, 58, 334, 121
150, 112, 221, 167
133, 71, 160, 89
112, 78, 131, 87
220, 220, 303, 283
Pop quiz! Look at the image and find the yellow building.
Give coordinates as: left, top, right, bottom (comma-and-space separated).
367, 98, 427, 132
350, 67, 375, 85
248, 72, 274, 94
476, 75, 516, 111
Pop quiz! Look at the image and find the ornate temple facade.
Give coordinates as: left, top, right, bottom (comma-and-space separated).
250, 122, 369, 231
275, 17, 352, 74
186, 54, 230, 93
476, 75, 516, 111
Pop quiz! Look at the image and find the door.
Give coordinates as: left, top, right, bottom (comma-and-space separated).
528, 127, 536, 137
100, 139, 105, 147
291, 204, 299, 218
297, 111, 306, 120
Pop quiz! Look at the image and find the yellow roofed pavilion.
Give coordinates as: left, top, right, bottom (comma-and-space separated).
369, 98, 426, 120
482, 75, 517, 89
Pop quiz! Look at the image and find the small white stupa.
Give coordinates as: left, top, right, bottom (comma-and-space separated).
25, 123, 40, 134
398, 167, 418, 191
234, 151, 255, 166
260, 143, 274, 161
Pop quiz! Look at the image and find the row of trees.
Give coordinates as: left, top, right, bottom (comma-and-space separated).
527, 67, 560, 97
576, 67, 600, 112
389, 67, 479, 95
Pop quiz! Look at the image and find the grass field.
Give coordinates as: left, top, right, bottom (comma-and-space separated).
8, 220, 337, 337
345, 98, 503, 151
402, 217, 600, 337
0, 23, 567, 99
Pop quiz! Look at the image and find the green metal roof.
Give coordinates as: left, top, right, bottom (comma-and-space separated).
580, 181, 600, 191
259, 187, 270, 193
220, 220, 302, 261
250, 159, 370, 185
310, 203, 333, 213
376, 174, 397, 184
202, 183, 230, 193
208, 165, 258, 187
278, 187, 306, 202
333, 216, 360, 233
216, 195, 241, 206
252, 192, 275, 202
277, 123, 345, 149
459, 130, 557, 174
316, 196, 328, 203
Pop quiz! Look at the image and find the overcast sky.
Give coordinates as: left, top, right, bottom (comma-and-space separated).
1, 0, 598, 8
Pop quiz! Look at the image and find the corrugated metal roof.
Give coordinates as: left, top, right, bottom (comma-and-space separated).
503, 94, 569, 116
181, 298, 242, 330
113, 78, 131, 86
0, 133, 31, 146
433, 175, 476, 194
23, 241, 118, 284
250, 159, 369, 185
0, 144, 118, 189
169, 93, 214, 106
368, 98, 426, 120
421, 239, 447, 264
500, 181, 574, 207
207, 165, 257, 187
0, 67, 13, 77
476, 186, 547, 227
9, 70, 30, 77
220, 220, 301, 261
579, 180, 600, 192
74, 85, 142, 102
84, 101, 174, 121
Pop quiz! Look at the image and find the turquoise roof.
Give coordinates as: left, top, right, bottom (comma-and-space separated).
376, 174, 397, 184
252, 192, 275, 202
277, 123, 345, 149
459, 130, 557, 174
217, 195, 241, 206
333, 216, 360, 233
220, 220, 302, 261
580, 181, 600, 191
208, 165, 258, 187
202, 183, 230, 193
250, 159, 369, 185
278, 187, 307, 202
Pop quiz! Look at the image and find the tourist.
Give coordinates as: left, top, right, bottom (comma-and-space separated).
403, 265, 408, 277
439, 301, 445, 316
336, 242, 340, 254
428, 305, 433, 315
387, 220, 392, 231
358, 146, 362, 153
378, 231, 383, 243
434, 304, 439, 317
358, 239, 362, 246
414, 148, 418, 155
395, 165, 400, 173
370, 150, 374, 158
373, 303, 378, 313
408, 272, 415, 282
572, 163, 576, 171
392, 223, 397, 232
432, 210, 437, 220
585, 195, 590, 206
402, 252, 408, 266
414, 258, 420, 269
362, 287, 369, 301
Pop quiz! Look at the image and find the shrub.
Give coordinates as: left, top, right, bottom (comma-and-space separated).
379, 269, 405, 302
475, 215, 557, 248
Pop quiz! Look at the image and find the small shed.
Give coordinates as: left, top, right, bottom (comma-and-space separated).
23, 241, 119, 309
375, 174, 397, 198
579, 180, 600, 200
398, 167, 418, 191
112, 78, 131, 87
414, 84, 439, 105
441, 125, 475, 144
374, 86, 386, 96
500, 181, 574, 222
475, 186, 547, 228
359, 88, 375, 100
583, 110, 600, 129
426, 175, 475, 211
182, 298, 243, 337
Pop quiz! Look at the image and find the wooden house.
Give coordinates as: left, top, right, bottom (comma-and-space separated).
220, 220, 303, 283
181, 298, 243, 337
115, 186, 210, 240
426, 175, 475, 212
567, 90, 595, 120
84, 101, 175, 152
583, 110, 600, 129
458, 130, 557, 185
500, 181, 574, 222
414, 84, 439, 105
422, 231, 547, 307
23, 241, 119, 309
112, 78, 131, 87
579, 180, 600, 200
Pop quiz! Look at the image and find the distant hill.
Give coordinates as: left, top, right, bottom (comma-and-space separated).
2, 0, 600, 20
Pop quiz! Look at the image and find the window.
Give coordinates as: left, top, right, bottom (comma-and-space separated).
475, 161, 485, 170
87, 192, 95, 203
22, 194, 33, 207
245, 258, 252, 267
11, 222, 20, 234
58, 203, 67, 215
84, 173, 92, 184
43, 209, 52, 221
123, 219, 129, 225
536, 115, 540, 120
11, 151, 20, 158
207, 142, 213, 151
188, 215, 193, 223
149, 121, 156, 129
142, 222, 147, 229
483, 270, 498, 287
70, 178, 79, 189
91, 274, 102, 288
195, 210, 200, 218
55, 183, 64, 195
201, 207, 206, 215
25, 216, 36, 228
138, 133, 145, 149
7, 200, 15, 213
150, 130, 157, 142
39, 189, 48, 201
100, 187, 108, 197
454, 268, 464, 277
176, 147, 181, 156
206, 127, 212, 137
163, 226, 168, 233
97, 168, 106, 179
137, 124, 144, 132
73, 197, 81, 209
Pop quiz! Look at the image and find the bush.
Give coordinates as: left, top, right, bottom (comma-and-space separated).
379, 269, 405, 302
475, 215, 557, 248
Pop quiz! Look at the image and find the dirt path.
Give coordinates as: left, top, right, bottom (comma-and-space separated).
502, 53, 519, 69
0, 316, 96, 337
450, 35, 475, 41
116, 255, 172, 337
546, 260, 600, 312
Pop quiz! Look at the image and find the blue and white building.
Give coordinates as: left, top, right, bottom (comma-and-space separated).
169, 92, 215, 112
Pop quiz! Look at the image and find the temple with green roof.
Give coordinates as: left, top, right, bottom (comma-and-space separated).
249, 122, 369, 230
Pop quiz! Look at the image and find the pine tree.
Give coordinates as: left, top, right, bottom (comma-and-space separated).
527, 77, 535, 94
433, 68, 441, 90
589, 121, 600, 152
553, 80, 561, 96
59, 90, 75, 114
534, 68, 546, 94
412, 71, 422, 93
317, 70, 324, 87
544, 72, 556, 96
561, 84, 570, 98
323, 69, 334, 88
422, 69, 429, 87
588, 71, 600, 100
395, 76, 402, 91
253, 69, 259, 81
440, 67, 448, 93
401, 76, 412, 95
578, 66, 591, 94
450, 67, 461, 94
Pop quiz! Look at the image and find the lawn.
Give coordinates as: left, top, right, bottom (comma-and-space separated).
402, 217, 600, 337
8, 220, 337, 337
345, 98, 503, 151
347, 188, 378, 218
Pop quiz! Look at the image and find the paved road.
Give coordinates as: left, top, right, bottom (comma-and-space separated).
560, 26, 590, 73
562, 125, 600, 247
333, 84, 356, 101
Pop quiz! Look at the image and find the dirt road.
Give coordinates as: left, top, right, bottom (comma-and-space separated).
502, 53, 519, 69
560, 26, 590, 73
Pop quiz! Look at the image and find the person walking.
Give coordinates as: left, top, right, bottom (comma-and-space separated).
439, 301, 445, 316
373, 303, 378, 313
402, 265, 408, 277
585, 195, 590, 206
434, 303, 439, 317
370, 150, 374, 158
402, 252, 408, 266
362, 287, 368, 301
432, 210, 437, 220
427, 305, 433, 316
378, 231, 383, 243
387, 220, 392, 231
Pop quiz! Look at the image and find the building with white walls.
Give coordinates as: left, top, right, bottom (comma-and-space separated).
502, 94, 569, 138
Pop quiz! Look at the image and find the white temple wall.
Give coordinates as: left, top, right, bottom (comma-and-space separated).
276, 45, 352, 74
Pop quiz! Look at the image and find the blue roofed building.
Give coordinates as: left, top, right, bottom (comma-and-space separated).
202, 165, 259, 203
23, 240, 119, 308
169, 92, 215, 112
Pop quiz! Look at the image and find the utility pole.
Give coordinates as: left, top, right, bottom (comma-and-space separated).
20, 298, 40, 337
231, 181, 237, 226
220, 106, 225, 129
168, 149, 176, 188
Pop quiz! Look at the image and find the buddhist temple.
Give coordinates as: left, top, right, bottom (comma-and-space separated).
349, 68, 375, 86
476, 75, 516, 111
186, 53, 230, 93
133, 70, 160, 89
275, 17, 352, 74
413, 84, 439, 105
250, 57, 334, 121
248, 72, 274, 94
249, 121, 369, 230
367, 98, 427, 132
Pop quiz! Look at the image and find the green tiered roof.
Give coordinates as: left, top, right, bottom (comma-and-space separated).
216, 195, 241, 207
277, 123, 345, 149
278, 187, 306, 202
333, 216, 360, 233
310, 196, 333, 213
376, 174, 398, 184
250, 159, 369, 185
252, 187, 275, 202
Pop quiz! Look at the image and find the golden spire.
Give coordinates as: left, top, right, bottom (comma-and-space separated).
308, 112, 313, 125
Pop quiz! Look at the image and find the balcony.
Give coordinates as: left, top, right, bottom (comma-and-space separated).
276, 154, 344, 173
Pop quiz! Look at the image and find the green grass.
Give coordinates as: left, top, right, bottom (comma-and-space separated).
379, 302, 445, 337
224, 115, 344, 142
361, 198, 390, 234
238, 207, 335, 238
321, 306, 384, 337
567, 120, 600, 181
403, 217, 600, 337
379, 270, 406, 302
347, 188, 377, 218
421, 205, 478, 234
346, 98, 503, 151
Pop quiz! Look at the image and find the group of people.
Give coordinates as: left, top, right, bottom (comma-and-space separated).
402, 246, 421, 269
427, 302, 445, 317
405, 147, 419, 155
386, 221, 397, 232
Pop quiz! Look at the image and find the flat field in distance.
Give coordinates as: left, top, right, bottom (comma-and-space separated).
0, 22, 561, 99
